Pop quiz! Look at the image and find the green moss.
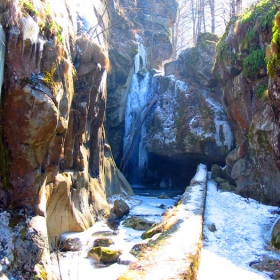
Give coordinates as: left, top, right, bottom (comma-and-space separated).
22, 1, 63, 43
243, 49, 265, 79
256, 84, 268, 100
266, 17, 280, 77
43, 63, 57, 92
272, 235, 280, 249
239, 0, 275, 26
246, 27, 257, 43
22, 0, 39, 17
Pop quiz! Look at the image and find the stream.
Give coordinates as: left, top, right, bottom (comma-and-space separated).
51, 187, 182, 279
51, 179, 280, 280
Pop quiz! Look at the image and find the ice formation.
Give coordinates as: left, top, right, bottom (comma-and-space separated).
123, 34, 151, 181
134, 34, 147, 73
204, 93, 234, 150
124, 72, 150, 181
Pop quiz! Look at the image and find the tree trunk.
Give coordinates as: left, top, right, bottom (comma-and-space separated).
209, 0, 215, 33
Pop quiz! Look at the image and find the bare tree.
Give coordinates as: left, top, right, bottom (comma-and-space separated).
171, 0, 249, 58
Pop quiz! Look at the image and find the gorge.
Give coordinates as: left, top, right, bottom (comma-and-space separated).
0, 0, 280, 279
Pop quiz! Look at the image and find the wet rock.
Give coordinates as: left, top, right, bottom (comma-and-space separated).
59, 236, 83, 251
87, 246, 121, 263
211, 164, 224, 179
93, 237, 114, 247
123, 216, 155, 231
207, 223, 217, 232
113, 199, 130, 218
214, 177, 227, 185
129, 243, 148, 257
272, 217, 280, 249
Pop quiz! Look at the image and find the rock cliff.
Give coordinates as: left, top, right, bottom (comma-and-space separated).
213, 0, 280, 204
139, 33, 234, 187
0, 0, 132, 278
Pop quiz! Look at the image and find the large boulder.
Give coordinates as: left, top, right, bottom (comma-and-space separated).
113, 199, 130, 218
146, 74, 233, 164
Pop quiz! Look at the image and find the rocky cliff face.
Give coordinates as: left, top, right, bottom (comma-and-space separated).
213, 1, 280, 204
106, 0, 177, 163
140, 33, 234, 187
0, 0, 132, 278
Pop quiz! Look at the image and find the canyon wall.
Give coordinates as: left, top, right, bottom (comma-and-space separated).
0, 0, 132, 278
213, 1, 280, 204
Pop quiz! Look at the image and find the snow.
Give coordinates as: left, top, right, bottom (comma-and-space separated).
202, 93, 234, 150
198, 178, 280, 280
52, 194, 179, 279
191, 163, 207, 184
20, 17, 39, 43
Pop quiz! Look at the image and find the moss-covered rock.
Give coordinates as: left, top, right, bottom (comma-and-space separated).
272, 218, 280, 249
123, 216, 155, 231
93, 237, 114, 247
87, 246, 121, 263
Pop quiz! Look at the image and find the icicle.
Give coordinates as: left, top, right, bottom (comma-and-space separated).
134, 53, 140, 74
20, 17, 39, 43
214, 119, 233, 150
134, 34, 147, 73
0, 25, 5, 99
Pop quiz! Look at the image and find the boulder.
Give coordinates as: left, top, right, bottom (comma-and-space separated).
272, 218, 280, 249
87, 247, 121, 263
93, 237, 114, 247
123, 217, 155, 231
211, 164, 224, 179
113, 199, 130, 218
60, 236, 83, 251
130, 243, 148, 257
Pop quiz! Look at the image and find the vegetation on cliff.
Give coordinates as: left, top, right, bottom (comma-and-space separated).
266, 11, 280, 78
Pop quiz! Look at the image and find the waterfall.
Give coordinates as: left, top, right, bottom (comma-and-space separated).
122, 34, 151, 183
134, 34, 147, 74
0, 25, 5, 98
123, 73, 151, 183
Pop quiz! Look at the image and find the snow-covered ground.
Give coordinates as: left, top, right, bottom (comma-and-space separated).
198, 177, 280, 280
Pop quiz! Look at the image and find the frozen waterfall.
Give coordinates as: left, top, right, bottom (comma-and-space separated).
122, 34, 151, 182
134, 34, 147, 74
123, 72, 151, 183
0, 25, 5, 98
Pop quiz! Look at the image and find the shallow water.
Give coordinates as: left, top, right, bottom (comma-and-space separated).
52, 191, 180, 279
